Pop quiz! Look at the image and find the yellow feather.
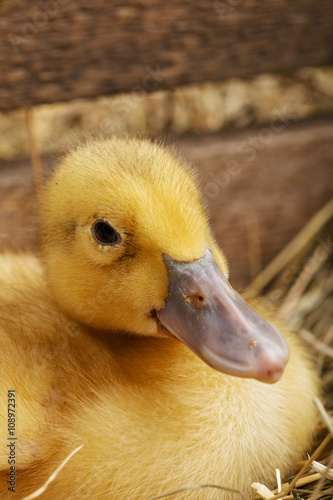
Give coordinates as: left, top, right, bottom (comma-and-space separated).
0, 136, 319, 499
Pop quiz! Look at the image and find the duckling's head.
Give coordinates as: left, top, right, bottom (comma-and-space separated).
40, 136, 289, 383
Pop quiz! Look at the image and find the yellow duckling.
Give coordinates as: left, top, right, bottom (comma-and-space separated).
0, 136, 319, 499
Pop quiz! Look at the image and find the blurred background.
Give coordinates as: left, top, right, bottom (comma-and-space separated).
0, 0, 333, 496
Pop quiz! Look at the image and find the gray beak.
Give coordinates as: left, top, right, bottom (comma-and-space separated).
157, 248, 289, 383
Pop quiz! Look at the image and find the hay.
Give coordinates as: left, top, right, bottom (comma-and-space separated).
21, 445, 84, 500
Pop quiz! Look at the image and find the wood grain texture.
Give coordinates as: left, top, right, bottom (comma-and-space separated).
1, 0, 333, 110
0, 119, 332, 289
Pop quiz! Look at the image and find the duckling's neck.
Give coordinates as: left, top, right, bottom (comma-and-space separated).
77, 326, 244, 396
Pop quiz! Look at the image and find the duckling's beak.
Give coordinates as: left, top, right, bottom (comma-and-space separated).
157, 249, 289, 383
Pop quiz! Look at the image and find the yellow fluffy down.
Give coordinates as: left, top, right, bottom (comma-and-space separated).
0, 137, 319, 499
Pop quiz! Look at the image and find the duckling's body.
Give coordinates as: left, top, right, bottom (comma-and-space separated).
0, 137, 319, 499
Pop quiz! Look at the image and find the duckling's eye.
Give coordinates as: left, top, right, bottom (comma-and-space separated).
92, 220, 121, 246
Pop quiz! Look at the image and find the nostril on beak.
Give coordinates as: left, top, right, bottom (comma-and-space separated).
184, 294, 206, 309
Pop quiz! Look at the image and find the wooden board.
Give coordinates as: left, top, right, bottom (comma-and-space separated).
1, 0, 333, 110
0, 119, 332, 289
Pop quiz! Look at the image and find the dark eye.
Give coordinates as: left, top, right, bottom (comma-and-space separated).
92, 220, 121, 246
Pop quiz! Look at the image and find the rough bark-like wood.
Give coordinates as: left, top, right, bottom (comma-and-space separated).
0, 0, 333, 110
1, 119, 332, 289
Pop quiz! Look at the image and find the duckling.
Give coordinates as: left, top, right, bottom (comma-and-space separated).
0, 136, 319, 499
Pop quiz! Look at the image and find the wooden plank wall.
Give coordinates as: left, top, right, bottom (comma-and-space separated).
0, 0, 333, 109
